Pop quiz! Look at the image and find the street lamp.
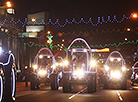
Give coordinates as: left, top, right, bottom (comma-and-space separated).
6, 1, 12, 8
127, 28, 131, 32
125, 37, 128, 41
132, 13, 138, 19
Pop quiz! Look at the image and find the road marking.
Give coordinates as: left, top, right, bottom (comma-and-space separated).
114, 85, 124, 102
68, 87, 87, 100
116, 90, 123, 101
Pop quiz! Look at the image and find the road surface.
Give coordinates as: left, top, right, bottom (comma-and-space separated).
15, 81, 138, 102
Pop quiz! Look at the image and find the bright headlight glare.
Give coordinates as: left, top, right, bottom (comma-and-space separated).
39, 55, 43, 59
83, 49, 87, 52
105, 66, 109, 71
90, 60, 96, 67
72, 49, 76, 52
73, 69, 84, 77
59, 63, 63, 66
63, 60, 69, 66
33, 65, 37, 69
47, 56, 50, 58
117, 58, 121, 61
38, 70, 47, 75
111, 70, 121, 79
122, 67, 126, 71
110, 58, 114, 61
55, 63, 59, 66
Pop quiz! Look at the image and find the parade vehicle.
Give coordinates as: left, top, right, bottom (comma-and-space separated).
0, 46, 17, 102
30, 47, 59, 90
62, 38, 97, 93
103, 51, 127, 89
131, 61, 138, 86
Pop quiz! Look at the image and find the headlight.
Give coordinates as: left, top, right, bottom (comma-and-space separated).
38, 70, 47, 75
55, 63, 63, 66
73, 69, 84, 77
105, 66, 109, 71
110, 58, 114, 61
59, 63, 63, 66
39, 55, 43, 59
55, 63, 59, 66
117, 58, 121, 61
90, 60, 96, 67
83, 49, 87, 52
122, 67, 126, 71
72, 49, 76, 52
63, 60, 69, 66
33, 65, 37, 69
110, 70, 121, 79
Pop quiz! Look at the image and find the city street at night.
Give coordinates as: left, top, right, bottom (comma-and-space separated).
16, 81, 138, 102
1, 0, 138, 102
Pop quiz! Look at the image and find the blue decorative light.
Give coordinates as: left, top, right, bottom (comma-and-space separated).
0, 14, 132, 28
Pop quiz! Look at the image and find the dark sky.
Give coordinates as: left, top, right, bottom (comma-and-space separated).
2, 0, 138, 18
1, 0, 138, 49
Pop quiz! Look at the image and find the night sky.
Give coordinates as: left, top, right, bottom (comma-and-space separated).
1, 0, 138, 51
11, 0, 138, 18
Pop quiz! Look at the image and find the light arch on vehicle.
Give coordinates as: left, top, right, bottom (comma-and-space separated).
35, 47, 54, 58
106, 51, 125, 62
67, 38, 91, 51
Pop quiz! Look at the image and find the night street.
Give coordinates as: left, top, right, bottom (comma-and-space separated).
1, 0, 138, 102
15, 81, 138, 102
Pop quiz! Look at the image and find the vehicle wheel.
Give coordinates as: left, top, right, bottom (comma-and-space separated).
50, 74, 59, 90
103, 76, 109, 89
87, 74, 95, 93
30, 82, 35, 90
62, 74, 71, 93
30, 73, 40, 90
0, 65, 4, 102
121, 76, 127, 90
93, 73, 97, 92
36, 82, 40, 90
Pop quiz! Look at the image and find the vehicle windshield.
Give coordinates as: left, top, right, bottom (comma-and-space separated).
71, 52, 87, 71
108, 59, 122, 70
38, 56, 53, 68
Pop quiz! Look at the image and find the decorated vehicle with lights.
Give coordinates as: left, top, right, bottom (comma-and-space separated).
62, 38, 97, 93
30, 47, 59, 90
103, 51, 127, 89
131, 61, 138, 86
0, 47, 17, 102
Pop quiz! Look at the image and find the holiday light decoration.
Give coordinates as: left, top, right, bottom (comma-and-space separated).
24, 40, 138, 52
0, 14, 132, 27
55, 28, 138, 37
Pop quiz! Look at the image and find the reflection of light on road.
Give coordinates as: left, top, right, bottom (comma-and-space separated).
58, 87, 62, 90
114, 85, 123, 102
132, 86, 138, 89
68, 87, 87, 100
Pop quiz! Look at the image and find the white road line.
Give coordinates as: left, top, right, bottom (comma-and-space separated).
68, 87, 87, 100
114, 85, 124, 102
